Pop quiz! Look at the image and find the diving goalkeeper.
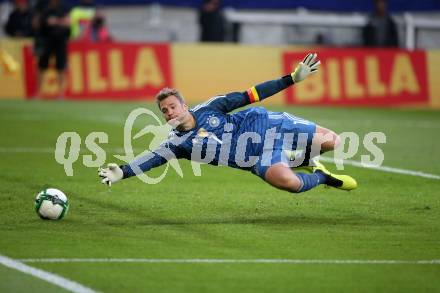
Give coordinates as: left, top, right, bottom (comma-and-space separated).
99, 53, 357, 193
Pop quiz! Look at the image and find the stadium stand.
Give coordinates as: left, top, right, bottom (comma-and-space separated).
1, 0, 440, 48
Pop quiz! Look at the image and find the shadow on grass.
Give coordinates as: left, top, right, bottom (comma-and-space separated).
129, 214, 407, 227
69, 189, 408, 228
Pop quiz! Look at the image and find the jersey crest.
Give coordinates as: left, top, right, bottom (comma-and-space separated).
207, 115, 220, 128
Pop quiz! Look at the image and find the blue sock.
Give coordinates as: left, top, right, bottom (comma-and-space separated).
296, 172, 327, 193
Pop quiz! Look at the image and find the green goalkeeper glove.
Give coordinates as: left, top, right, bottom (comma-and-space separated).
98, 163, 123, 186
291, 53, 320, 83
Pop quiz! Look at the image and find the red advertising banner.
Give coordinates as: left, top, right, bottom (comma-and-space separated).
283, 49, 429, 106
24, 42, 172, 100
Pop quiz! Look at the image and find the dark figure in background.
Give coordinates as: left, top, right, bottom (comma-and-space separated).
79, 9, 111, 43
199, 0, 225, 42
32, 0, 49, 57
4, 0, 34, 37
37, 0, 71, 98
363, 0, 398, 47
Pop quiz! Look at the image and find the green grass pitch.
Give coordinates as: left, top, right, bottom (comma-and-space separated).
0, 100, 439, 292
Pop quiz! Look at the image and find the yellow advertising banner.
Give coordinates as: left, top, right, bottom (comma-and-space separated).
172, 44, 439, 108
427, 50, 440, 108
172, 43, 301, 106
2, 39, 439, 109
0, 38, 30, 99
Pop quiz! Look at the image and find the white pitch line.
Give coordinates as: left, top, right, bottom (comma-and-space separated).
0, 255, 98, 293
19, 258, 440, 265
320, 157, 440, 180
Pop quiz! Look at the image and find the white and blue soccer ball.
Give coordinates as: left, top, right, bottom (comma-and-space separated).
35, 188, 69, 220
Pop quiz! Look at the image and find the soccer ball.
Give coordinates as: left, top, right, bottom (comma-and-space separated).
35, 188, 69, 220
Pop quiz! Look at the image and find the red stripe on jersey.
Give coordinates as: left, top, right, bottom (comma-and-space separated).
247, 88, 256, 103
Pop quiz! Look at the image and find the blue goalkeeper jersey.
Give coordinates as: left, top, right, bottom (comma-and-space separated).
122, 75, 296, 178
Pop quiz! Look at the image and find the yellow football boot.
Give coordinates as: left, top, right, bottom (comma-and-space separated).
289, 153, 358, 191
313, 161, 358, 191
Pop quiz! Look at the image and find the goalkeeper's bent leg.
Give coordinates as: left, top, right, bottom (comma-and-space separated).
264, 163, 327, 193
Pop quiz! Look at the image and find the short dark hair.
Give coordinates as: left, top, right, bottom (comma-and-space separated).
155, 88, 185, 109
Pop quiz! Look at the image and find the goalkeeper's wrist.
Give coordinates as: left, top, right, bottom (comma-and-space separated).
120, 165, 131, 179
283, 74, 295, 86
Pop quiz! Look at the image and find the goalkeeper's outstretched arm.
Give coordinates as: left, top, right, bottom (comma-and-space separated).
247, 52, 320, 103
199, 53, 320, 114
99, 140, 183, 186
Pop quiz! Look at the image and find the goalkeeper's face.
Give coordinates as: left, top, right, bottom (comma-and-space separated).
159, 95, 189, 123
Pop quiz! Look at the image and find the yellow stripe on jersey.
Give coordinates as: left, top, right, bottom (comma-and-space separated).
247, 86, 260, 103
251, 87, 260, 102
